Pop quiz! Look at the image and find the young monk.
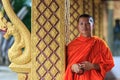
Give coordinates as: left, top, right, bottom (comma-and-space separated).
64, 14, 114, 80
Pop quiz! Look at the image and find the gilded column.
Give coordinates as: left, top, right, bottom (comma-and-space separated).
83, 0, 93, 16
93, 0, 100, 36
99, 2, 104, 38
31, 0, 66, 80
69, 0, 83, 42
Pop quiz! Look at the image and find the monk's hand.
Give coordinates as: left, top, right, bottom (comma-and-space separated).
81, 61, 94, 71
71, 64, 79, 73
71, 64, 84, 74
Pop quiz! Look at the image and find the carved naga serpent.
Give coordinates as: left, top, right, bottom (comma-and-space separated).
0, 0, 31, 65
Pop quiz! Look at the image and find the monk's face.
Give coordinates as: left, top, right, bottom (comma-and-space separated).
78, 17, 92, 37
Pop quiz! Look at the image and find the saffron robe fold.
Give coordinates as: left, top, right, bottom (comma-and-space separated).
64, 35, 114, 80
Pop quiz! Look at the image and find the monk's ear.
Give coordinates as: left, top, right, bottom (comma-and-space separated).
77, 24, 81, 33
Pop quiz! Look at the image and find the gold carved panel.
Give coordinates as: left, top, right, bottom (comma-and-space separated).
31, 0, 65, 80
69, 0, 83, 42
93, 0, 103, 38
83, 0, 93, 16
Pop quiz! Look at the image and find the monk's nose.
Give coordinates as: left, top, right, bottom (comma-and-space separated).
83, 24, 87, 29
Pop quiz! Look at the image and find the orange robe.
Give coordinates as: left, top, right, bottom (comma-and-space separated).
64, 35, 114, 80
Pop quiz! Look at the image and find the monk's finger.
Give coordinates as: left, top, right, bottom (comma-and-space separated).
81, 64, 85, 68
76, 68, 80, 73
74, 66, 79, 73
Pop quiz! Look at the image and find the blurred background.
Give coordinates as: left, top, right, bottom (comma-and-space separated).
0, 0, 120, 80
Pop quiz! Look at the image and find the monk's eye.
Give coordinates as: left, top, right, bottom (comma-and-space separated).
80, 23, 83, 25
87, 23, 90, 25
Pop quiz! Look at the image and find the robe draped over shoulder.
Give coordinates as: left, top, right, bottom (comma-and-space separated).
64, 35, 114, 80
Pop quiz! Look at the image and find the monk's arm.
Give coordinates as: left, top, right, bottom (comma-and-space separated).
81, 61, 100, 71
92, 63, 100, 71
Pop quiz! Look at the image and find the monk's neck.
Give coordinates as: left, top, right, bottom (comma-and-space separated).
81, 34, 92, 38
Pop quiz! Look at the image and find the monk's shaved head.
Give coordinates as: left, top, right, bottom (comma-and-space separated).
78, 14, 91, 20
